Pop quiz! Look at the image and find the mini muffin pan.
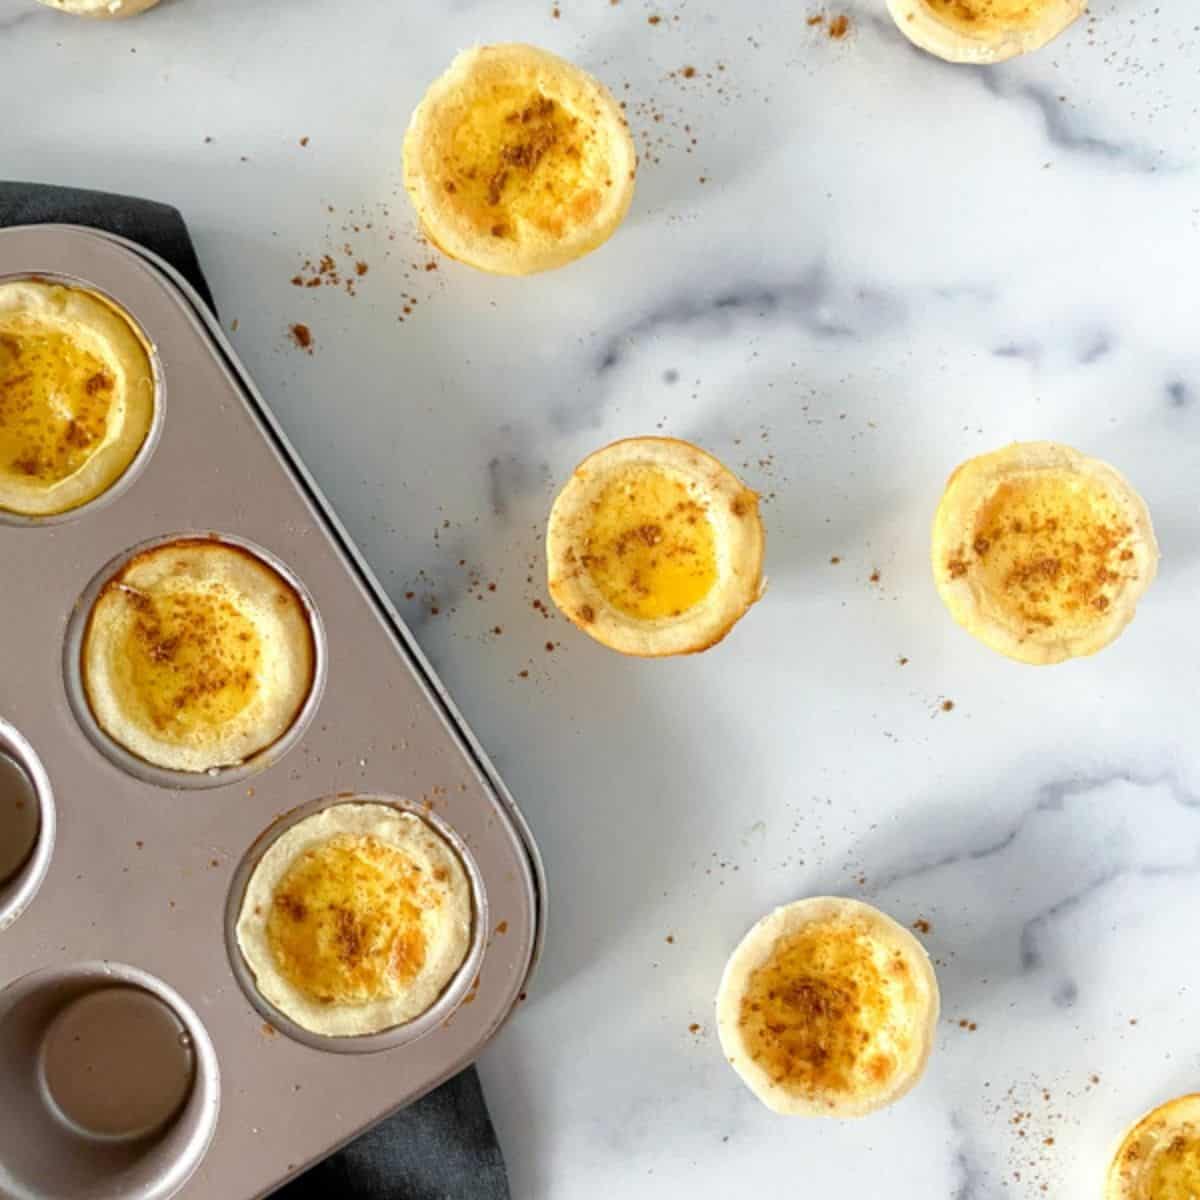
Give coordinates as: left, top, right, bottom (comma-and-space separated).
0, 225, 545, 1200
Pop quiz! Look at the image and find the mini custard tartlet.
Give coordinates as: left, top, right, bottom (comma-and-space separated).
82, 538, 316, 773
716, 897, 939, 1117
546, 437, 765, 657
1107, 1094, 1200, 1200
931, 442, 1157, 665
887, 0, 1086, 63
403, 43, 636, 275
236, 803, 473, 1037
0, 278, 155, 517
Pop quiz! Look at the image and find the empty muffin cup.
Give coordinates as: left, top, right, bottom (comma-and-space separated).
0, 717, 55, 931
63, 533, 326, 789
0, 962, 219, 1200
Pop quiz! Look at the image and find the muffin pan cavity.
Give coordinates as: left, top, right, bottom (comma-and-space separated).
62, 532, 327, 790
225, 795, 489, 1054
0, 273, 164, 528
0, 963, 219, 1200
0, 718, 55, 932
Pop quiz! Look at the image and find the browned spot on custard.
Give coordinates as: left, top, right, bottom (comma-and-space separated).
737, 920, 906, 1100
265, 833, 438, 1005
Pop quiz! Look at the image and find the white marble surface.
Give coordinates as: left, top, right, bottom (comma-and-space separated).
6, 0, 1200, 1195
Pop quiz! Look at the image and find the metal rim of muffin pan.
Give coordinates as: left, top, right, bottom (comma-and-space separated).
223, 793, 490, 1055
61, 530, 330, 791
0, 271, 166, 529
0, 717, 56, 932
0, 223, 546, 1200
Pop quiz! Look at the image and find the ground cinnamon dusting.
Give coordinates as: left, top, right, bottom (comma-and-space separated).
289, 323, 313, 352
954, 479, 1137, 632
738, 924, 891, 1096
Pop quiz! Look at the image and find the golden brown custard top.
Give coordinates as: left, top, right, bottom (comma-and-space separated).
1125, 1126, 1200, 1199
737, 922, 904, 1098
923, 0, 1047, 31
266, 833, 437, 1005
945, 472, 1139, 637
581, 464, 719, 621
105, 577, 262, 744
444, 90, 605, 240
0, 328, 116, 486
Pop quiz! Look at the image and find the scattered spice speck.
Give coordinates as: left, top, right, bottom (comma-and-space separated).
288, 323, 314, 353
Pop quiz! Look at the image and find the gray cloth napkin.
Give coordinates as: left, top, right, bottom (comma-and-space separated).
0, 180, 511, 1200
